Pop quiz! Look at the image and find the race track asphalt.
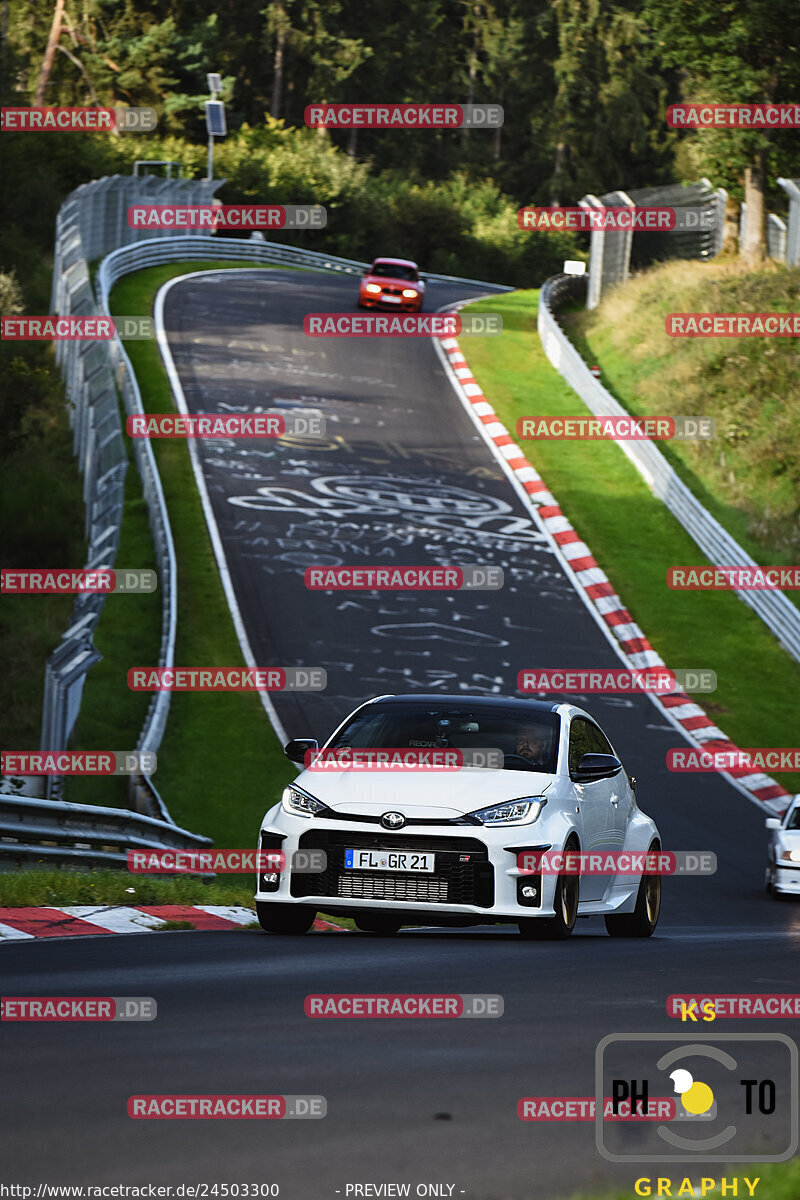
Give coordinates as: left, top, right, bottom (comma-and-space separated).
2, 270, 797, 1199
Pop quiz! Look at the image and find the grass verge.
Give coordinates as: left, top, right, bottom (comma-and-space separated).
563, 259, 800, 575
464, 291, 800, 795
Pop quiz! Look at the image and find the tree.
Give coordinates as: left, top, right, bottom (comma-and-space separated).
643, 0, 800, 262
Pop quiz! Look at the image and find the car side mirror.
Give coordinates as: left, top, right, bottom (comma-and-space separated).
765, 818, 782, 830
284, 738, 318, 765
572, 753, 622, 782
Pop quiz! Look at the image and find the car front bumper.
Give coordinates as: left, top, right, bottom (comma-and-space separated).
255, 813, 564, 920
773, 862, 800, 894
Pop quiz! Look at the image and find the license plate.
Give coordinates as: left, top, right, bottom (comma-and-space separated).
343, 849, 435, 873
381, 294, 401, 303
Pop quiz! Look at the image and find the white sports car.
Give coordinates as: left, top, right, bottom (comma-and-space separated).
765, 798, 800, 897
255, 694, 662, 939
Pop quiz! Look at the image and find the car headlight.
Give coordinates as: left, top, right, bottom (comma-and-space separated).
365, 283, 382, 294
281, 786, 325, 818
467, 798, 547, 826
780, 848, 800, 863
401, 288, 419, 298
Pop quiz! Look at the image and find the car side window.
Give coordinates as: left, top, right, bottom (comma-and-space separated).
568, 718, 594, 775
584, 721, 614, 757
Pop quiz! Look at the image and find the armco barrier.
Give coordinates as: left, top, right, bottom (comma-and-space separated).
0, 795, 210, 870
538, 273, 800, 665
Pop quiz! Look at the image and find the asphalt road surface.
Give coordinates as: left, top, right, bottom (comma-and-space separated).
2, 270, 797, 1199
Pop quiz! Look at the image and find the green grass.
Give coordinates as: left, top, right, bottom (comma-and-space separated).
564, 259, 800, 574
464, 291, 800, 796
0, 868, 258, 907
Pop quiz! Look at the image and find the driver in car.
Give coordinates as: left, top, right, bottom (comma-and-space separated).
513, 727, 551, 766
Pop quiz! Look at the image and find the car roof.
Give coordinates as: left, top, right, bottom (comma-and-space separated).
364, 693, 561, 714
370, 257, 418, 268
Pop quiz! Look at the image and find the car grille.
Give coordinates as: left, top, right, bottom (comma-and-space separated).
293, 831, 493, 907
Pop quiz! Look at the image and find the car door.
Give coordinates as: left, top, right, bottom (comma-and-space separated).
583, 719, 631, 851
567, 716, 618, 901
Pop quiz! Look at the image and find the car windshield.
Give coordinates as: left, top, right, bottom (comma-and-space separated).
786, 807, 800, 830
371, 263, 418, 281
327, 703, 559, 773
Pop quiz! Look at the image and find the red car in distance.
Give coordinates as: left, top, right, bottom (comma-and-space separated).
358, 257, 425, 312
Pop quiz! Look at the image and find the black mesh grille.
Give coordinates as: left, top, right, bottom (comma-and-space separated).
292, 831, 493, 907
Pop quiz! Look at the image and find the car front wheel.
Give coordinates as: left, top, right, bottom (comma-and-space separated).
605, 841, 661, 937
256, 902, 316, 934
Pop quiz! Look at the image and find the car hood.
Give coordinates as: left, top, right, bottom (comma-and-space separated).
777, 829, 800, 844
292, 768, 554, 820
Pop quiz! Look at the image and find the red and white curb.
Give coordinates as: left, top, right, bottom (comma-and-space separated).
433, 322, 792, 819
0, 906, 346, 941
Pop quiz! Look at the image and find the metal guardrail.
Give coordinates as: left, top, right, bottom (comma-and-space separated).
538, 273, 800, 665
580, 180, 726, 308
0, 794, 210, 870
777, 178, 800, 267
96, 232, 515, 291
